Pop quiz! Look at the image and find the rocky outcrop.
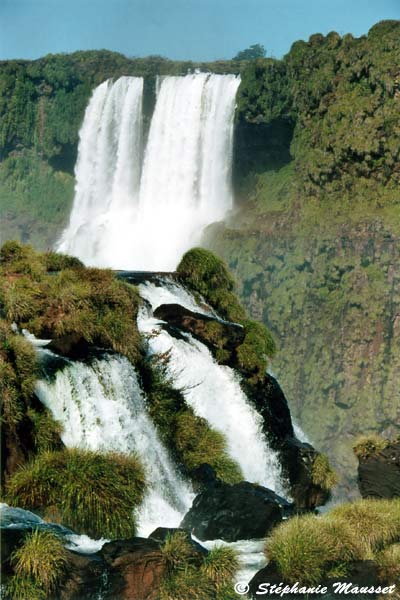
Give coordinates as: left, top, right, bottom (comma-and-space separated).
242, 374, 294, 447
357, 441, 400, 499
180, 480, 292, 542
154, 303, 245, 358
281, 437, 331, 509
243, 375, 331, 509
59, 551, 106, 600
100, 538, 166, 600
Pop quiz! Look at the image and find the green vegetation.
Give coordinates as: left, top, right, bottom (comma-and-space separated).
5, 448, 146, 538
353, 434, 390, 460
177, 248, 276, 379
7, 530, 69, 599
174, 411, 242, 484
377, 543, 400, 581
233, 44, 266, 61
266, 498, 400, 584
208, 21, 400, 492
0, 241, 142, 363
159, 532, 238, 600
311, 454, 338, 490
0, 318, 37, 429
141, 355, 242, 484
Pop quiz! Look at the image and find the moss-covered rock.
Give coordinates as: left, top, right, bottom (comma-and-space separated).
0, 241, 142, 363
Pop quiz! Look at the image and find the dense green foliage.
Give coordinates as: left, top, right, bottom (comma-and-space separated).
159, 532, 238, 600
233, 44, 266, 61
208, 20, 400, 494
177, 248, 276, 379
8, 530, 69, 598
141, 355, 243, 484
266, 498, 400, 584
5, 448, 146, 538
0, 241, 142, 363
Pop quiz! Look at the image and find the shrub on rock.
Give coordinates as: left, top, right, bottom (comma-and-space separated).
5, 448, 146, 538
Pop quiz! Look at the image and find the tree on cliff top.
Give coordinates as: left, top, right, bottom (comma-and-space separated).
233, 44, 266, 61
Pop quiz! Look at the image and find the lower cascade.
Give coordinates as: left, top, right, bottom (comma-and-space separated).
36, 355, 194, 536
138, 279, 286, 495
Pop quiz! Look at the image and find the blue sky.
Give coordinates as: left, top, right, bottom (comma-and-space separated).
1, 0, 399, 61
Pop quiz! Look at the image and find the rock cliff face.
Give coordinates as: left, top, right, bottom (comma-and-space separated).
206, 21, 400, 494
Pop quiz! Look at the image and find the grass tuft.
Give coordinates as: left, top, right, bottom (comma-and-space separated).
353, 434, 389, 460
10, 529, 69, 595
175, 411, 243, 484
267, 499, 400, 584
5, 448, 147, 538
311, 454, 338, 490
376, 543, 400, 582
159, 534, 238, 600
266, 513, 363, 584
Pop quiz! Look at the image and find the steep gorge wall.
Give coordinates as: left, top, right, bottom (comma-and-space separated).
207, 20, 400, 493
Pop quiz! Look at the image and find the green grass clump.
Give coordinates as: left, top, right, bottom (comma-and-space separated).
311, 454, 338, 491
0, 320, 38, 428
141, 354, 243, 484
26, 408, 64, 452
175, 411, 243, 484
327, 499, 400, 558
236, 319, 276, 380
177, 248, 275, 380
376, 543, 400, 582
201, 546, 239, 589
267, 499, 400, 584
159, 533, 238, 600
5, 448, 146, 538
9, 529, 69, 596
267, 513, 362, 584
5, 575, 47, 600
353, 434, 389, 460
0, 241, 142, 364
177, 248, 236, 299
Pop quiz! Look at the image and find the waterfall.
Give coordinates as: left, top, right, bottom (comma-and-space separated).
138, 280, 285, 495
36, 355, 193, 536
58, 73, 240, 270
58, 76, 144, 267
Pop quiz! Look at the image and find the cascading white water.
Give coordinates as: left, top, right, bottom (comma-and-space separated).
133, 73, 240, 269
138, 280, 285, 495
58, 76, 144, 267
36, 355, 193, 536
58, 73, 240, 270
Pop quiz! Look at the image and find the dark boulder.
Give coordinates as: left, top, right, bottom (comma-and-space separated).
154, 303, 245, 357
357, 441, 400, 499
241, 373, 294, 447
59, 551, 106, 600
180, 480, 292, 542
242, 375, 331, 509
281, 436, 331, 509
100, 537, 166, 600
